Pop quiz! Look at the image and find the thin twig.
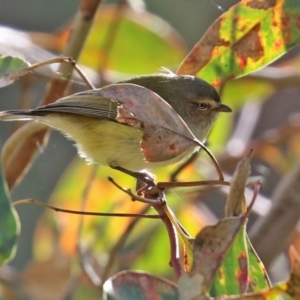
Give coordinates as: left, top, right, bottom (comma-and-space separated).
12, 198, 160, 219
22, 57, 96, 90
108, 176, 184, 278
195, 140, 224, 181
158, 179, 230, 189
246, 180, 261, 217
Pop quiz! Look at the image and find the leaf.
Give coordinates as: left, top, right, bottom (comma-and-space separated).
225, 151, 253, 217
223, 285, 294, 299
210, 224, 248, 296
0, 145, 20, 265
0, 55, 30, 87
177, 0, 300, 87
94, 83, 197, 162
0, 26, 54, 65
187, 216, 246, 293
71, 273, 102, 300
178, 273, 208, 300
246, 237, 271, 292
21, 253, 71, 299
84, 6, 187, 75
30, 5, 187, 76
286, 246, 300, 298
104, 271, 179, 300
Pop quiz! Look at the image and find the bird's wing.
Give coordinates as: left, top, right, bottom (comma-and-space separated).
33, 91, 118, 120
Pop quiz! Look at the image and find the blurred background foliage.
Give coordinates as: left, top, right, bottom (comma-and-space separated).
1, 0, 300, 299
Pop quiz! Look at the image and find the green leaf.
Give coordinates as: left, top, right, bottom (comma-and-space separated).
0, 144, 20, 265
244, 283, 294, 299
104, 271, 179, 300
188, 216, 246, 294
177, 0, 300, 87
81, 6, 186, 75
210, 224, 248, 296
247, 236, 271, 292
0, 55, 30, 87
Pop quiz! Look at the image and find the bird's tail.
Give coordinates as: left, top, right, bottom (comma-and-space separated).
0, 109, 41, 121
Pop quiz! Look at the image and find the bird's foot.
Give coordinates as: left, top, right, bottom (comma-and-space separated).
111, 166, 156, 196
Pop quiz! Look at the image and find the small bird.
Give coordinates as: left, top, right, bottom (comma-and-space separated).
0, 74, 231, 171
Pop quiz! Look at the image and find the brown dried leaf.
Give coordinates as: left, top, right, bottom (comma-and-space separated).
96, 83, 198, 162
225, 150, 253, 217
189, 216, 246, 292
21, 253, 71, 300
287, 246, 300, 298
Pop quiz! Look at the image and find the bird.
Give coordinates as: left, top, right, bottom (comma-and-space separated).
0, 73, 231, 172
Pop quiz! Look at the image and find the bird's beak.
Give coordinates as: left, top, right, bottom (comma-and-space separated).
216, 103, 232, 113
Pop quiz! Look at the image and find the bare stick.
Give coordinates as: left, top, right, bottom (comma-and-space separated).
246, 180, 261, 217
249, 159, 300, 267
249, 66, 300, 89
24, 57, 96, 90
108, 176, 183, 278
158, 179, 230, 189
12, 198, 160, 219
195, 139, 224, 181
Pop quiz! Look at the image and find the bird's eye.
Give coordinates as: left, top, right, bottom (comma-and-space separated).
198, 103, 207, 110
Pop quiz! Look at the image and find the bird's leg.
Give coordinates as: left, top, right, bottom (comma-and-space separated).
112, 166, 155, 184
111, 166, 156, 195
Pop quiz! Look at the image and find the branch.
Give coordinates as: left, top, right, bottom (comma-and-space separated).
249, 159, 300, 267
4, 0, 102, 189
248, 66, 300, 89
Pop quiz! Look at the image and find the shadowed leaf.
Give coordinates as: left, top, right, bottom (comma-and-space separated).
104, 271, 179, 300
0, 144, 20, 265
0, 55, 30, 87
